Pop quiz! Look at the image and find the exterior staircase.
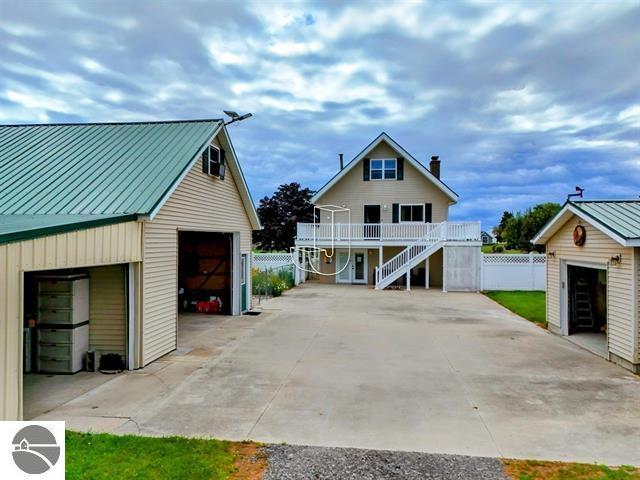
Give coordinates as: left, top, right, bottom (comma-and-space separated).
375, 222, 445, 290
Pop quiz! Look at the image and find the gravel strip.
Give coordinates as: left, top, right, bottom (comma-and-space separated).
263, 444, 508, 480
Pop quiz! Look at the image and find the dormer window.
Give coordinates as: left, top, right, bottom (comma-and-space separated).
202, 145, 226, 180
370, 159, 396, 180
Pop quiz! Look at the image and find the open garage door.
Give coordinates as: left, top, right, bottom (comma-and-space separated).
566, 264, 607, 357
178, 231, 233, 315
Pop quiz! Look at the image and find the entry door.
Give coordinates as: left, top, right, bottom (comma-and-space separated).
353, 251, 367, 284
241, 254, 248, 312
363, 205, 381, 239
336, 251, 351, 283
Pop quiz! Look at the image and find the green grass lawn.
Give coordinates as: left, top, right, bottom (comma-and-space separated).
481, 243, 529, 254
66, 431, 245, 480
65, 431, 639, 480
484, 290, 547, 327
503, 459, 640, 479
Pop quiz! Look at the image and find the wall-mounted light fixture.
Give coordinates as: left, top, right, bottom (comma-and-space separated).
610, 254, 622, 265
548, 251, 556, 258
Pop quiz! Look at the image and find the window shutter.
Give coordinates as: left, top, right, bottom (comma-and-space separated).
396, 157, 404, 180
202, 146, 210, 173
392, 203, 399, 223
424, 203, 432, 223
363, 158, 370, 181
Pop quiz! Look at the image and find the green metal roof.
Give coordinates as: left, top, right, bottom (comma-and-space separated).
571, 200, 640, 240
0, 119, 222, 216
533, 199, 640, 246
0, 213, 136, 245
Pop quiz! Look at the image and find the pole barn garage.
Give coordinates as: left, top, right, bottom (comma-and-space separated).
533, 199, 640, 373
0, 119, 261, 420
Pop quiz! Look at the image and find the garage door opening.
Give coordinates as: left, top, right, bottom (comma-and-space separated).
567, 264, 607, 357
177, 231, 234, 353
22, 265, 129, 420
178, 231, 233, 315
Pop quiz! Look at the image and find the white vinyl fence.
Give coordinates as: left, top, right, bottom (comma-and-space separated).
481, 253, 546, 291
252, 252, 294, 270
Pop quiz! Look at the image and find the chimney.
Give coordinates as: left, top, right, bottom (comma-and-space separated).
429, 155, 441, 179
339, 153, 344, 170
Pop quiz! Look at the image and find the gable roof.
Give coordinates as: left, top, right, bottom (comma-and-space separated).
311, 132, 458, 204
532, 199, 640, 247
0, 119, 260, 244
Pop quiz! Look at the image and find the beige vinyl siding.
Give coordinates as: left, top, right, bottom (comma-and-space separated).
546, 215, 635, 361
142, 137, 254, 365
88, 265, 126, 357
0, 221, 142, 420
315, 141, 450, 223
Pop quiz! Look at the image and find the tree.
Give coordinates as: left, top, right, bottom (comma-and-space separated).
500, 202, 561, 252
493, 211, 513, 242
253, 182, 314, 251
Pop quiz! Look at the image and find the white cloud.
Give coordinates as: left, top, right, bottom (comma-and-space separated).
618, 104, 640, 127
5, 89, 71, 113
79, 58, 107, 73
7, 43, 40, 58
490, 86, 606, 133
268, 40, 322, 56
104, 90, 124, 103
1, 23, 41, 37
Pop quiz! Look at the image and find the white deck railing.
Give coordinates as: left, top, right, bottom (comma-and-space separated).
375, 223, 445, 288
296, 221, 481, 243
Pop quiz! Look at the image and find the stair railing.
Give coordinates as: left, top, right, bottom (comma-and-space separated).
376, 222, 445, 286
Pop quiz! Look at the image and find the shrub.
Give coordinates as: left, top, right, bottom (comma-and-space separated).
493, 245, 504, 253
252, 267, 294, 296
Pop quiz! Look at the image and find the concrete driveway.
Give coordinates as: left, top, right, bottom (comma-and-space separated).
37, 284, 640, 465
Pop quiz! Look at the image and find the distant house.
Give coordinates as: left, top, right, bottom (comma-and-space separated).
533, 199, 640, 373
0, 119, 261, 420
294, 132, 481, 291
481, 231, 496, 244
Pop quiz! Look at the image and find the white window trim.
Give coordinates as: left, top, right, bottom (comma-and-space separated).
207, 145, 221, 174
370, 158, 396, 181
399, 203, 425, 223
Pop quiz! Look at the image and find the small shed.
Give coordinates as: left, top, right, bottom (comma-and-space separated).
0, 119, 261, 420
533, 200, 640, 373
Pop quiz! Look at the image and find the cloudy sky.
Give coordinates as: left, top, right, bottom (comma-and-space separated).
1, 1, 639, 228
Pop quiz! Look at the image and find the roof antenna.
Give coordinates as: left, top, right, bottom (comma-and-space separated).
223, 110, 253, 126
567, 186, 584, 202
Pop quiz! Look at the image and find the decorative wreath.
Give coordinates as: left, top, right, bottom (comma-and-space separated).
573, 225, 586, 246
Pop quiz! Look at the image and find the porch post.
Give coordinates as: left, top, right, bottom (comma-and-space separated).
302, 250, 307, 283
406, 266, 411, 291
425, 257, 429, 289
378, 245, 383, 272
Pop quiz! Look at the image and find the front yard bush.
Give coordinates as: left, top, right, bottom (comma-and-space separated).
252, 267, 294, 297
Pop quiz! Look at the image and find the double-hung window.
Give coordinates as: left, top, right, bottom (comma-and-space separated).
370, 159, 396, 180
400, 204, 424, 222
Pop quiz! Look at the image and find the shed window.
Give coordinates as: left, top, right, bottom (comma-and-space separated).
205, 145, 225, 179
370, 159, 396, 180
208, 146, 221, 171
400, 204, 424, 222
